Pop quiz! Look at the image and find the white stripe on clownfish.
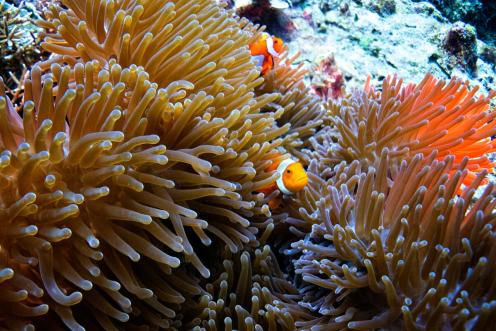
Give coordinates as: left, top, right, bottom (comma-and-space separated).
265, 34, 279, 58
275, 158, 296, 195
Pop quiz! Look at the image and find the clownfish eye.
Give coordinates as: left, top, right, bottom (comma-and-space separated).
286, 169, 291, 174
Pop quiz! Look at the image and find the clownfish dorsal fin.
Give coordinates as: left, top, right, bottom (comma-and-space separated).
271, 0, 289, 9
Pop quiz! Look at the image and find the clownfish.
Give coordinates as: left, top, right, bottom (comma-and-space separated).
257, 154, 308, 209
249, 33, 284, 75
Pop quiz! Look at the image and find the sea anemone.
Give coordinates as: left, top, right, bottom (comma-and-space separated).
189, 248, 301, 330
186, 224, 309, 331
292, 150, 496, 330
39, 0, 261, 95
38, 0, 298, 266
319, 74, 496, 185
256, 48, 325, 164
0, 60, 211, 329
0, 0, 309, 328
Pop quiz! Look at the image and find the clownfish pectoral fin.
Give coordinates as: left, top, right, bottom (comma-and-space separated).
268, 196, 282, 210
252, 54, 265, 68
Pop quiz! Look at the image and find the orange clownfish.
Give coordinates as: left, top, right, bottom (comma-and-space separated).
249, 33, 284, 75
257, 154, 308, 209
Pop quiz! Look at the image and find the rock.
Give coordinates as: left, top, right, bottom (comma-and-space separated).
422, 0, 495, 47
412, 2, 445, 21
480, 44, 496, 67
441, 21, 478, 76
283, 0, 495, 95
236, 0, 297, 39
367, 0, 396, 16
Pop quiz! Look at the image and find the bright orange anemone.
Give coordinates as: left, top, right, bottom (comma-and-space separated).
326, 74, 496, 187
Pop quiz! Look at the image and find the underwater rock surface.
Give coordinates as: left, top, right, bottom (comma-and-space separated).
282, 0, 496, 95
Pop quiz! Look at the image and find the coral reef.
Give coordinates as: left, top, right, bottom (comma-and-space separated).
479, 43, 496, 67
285, 0, 496, 95
367, 0, 397, 16
441, 21, 478, 76
0, 1, 45, 93
427, 0, 483, 23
